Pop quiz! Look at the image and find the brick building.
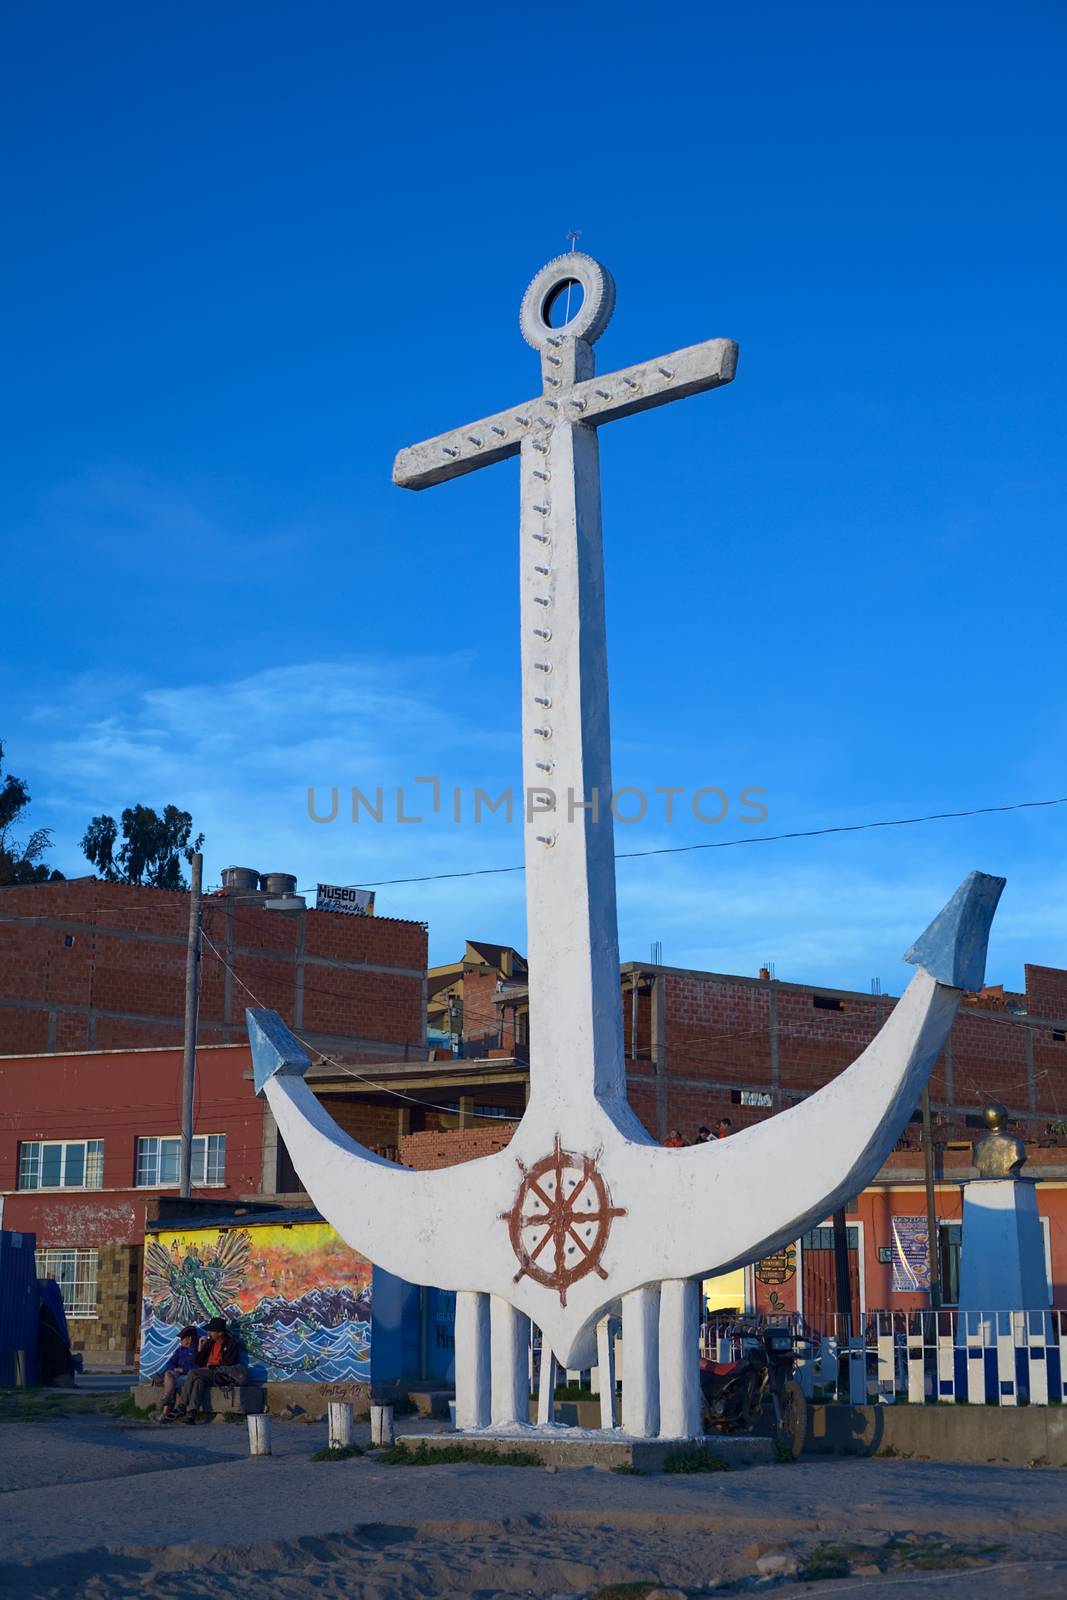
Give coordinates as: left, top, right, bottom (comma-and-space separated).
0, 876, 427, 1061
422, 946, 1067, 1150
426, 941, 528, 1058
0, 1041, 278, 1365
0, 874, 427, 1366
406, 949, 1067, 1317
614, 960, 1067, 1148
8, 910, 1067, 1361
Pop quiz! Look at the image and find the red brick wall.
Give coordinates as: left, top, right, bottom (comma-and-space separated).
0, 1043, 263, 1244
662, 973, 773, 1087
1027, 965, 1067, 1020
322, 1097, 407, 1154
648, 965, 1067, 1145
458, 969, 504, 1055
400, 1125, 516, 1169
623, 1078, 658, 1138
0, 879, 426, 1059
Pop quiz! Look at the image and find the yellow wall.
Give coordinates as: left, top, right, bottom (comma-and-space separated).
702, 1266, 746, 1315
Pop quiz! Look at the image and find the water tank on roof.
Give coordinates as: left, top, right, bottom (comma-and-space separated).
261, 872, 297, 896
221, 866, 260, 892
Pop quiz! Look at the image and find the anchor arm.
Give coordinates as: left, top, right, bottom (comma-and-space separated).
247, 1007, 517, 1291
569, 338, 738, 428
592, 871, 1007, 1296
392, 402, 531, 490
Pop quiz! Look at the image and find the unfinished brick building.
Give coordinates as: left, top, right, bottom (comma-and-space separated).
0, 875, 427, 1062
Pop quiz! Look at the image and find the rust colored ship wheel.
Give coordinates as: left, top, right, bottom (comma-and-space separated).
501, 1136, 626, 1306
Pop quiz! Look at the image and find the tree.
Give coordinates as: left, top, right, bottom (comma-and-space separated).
81, 804, 205, 890
0, 741, 64, 886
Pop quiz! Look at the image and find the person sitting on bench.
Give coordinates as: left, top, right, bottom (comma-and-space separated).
158, 1325, 200, 1422
177, 1317, 247, 1423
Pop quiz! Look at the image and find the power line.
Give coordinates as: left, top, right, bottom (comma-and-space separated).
299, 794, 1067, 891
199, 931, 522, 1124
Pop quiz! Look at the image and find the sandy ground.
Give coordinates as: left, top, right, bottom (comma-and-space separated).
1, 1412, 1065, 1599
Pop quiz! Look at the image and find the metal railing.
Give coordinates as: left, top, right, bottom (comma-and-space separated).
701, 1309, 1067, 1407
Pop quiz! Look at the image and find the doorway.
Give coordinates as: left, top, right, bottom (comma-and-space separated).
798, 1223, 864, 1328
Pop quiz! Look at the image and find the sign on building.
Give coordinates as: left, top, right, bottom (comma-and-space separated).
891, 1214, 932, 1291
316, 883, 375, 916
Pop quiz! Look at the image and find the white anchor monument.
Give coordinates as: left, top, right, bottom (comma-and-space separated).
247, 252, 1005, 1438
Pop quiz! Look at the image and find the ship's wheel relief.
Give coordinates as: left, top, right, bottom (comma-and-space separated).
501, 1136, 626, 1305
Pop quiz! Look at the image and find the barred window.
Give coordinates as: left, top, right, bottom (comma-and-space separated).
35, 1247, 99, 1318
18, 1139, 104, 1191
135, 1134, 226, 1188
802, 1225, 859, 1250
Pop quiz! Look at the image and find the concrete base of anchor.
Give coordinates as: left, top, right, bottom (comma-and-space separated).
393, 1429, 773, 1470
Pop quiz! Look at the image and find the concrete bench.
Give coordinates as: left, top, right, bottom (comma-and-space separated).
135, 1381, 266, 1415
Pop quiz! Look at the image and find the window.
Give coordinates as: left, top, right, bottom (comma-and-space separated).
801, 1226, 859, 1250
135, 1134, 226, 1188
813, 995, 845, 1012
18, 1139, 103, 1191
730, 1088, 773, 1107
938, 1223, 962, 1305
35, 1247, 99, 1318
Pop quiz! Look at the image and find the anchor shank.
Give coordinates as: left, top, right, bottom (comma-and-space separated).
521, 420, 627, 1118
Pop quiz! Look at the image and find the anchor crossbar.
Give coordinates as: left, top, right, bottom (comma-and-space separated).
392, 337, 738, 491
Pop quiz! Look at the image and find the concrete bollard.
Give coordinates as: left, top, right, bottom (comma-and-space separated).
369, 1404, 395, 1447
328, 1401, 354, 1449
247, 1414, 272, 1456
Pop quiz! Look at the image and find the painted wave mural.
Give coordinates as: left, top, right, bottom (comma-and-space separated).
140, 1222, 373, 1383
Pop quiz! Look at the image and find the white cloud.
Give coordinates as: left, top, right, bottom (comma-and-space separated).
10, 655, 1067, 987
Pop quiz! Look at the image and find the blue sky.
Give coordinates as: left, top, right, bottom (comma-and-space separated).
3, 2, 1065, 991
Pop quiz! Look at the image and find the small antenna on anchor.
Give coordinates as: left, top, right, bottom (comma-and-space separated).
562, 230, 582, 324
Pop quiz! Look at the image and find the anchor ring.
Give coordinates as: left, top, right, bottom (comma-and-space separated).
520, 253, 616, 350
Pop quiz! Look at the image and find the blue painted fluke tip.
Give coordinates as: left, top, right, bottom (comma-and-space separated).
246, 1007, 311, 1095
903, 870, 1006, 991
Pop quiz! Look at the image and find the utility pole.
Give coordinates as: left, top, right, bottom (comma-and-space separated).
179, 851, 203, 1199
921, 1084, 942, 1308
832, 1206, 852, 1337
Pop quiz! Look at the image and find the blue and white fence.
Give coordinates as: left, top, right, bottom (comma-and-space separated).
702, 1310, 1067, 1408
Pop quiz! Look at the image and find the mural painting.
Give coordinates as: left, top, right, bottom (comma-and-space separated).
140, 1222, 372, 1382
752, 1244, 799, 1316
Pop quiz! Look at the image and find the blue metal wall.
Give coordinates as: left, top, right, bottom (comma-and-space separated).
370, 1267, 421, 1387
369, 1273, 457, 1387
0, 1229, 38, 1387
426, 1288, 456, 1384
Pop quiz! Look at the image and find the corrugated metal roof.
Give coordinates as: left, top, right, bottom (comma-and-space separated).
145, 1207, 325, 1233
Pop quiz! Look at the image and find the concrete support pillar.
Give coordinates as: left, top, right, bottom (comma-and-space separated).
490, 1295, 530, 1426
658, 1277, 702, 1439
454, 1290, 491, 1430
597, 1314, 618, 1429
622, 1284, 660, 1437
536, 1339, 558, 1426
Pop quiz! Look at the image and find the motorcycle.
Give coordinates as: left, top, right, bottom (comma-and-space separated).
699, 1324, 809, 1457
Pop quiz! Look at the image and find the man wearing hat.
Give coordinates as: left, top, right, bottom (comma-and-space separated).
176, 1316, 248, 1423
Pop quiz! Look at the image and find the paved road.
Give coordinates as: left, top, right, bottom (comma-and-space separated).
0, 1414, 1064, 1598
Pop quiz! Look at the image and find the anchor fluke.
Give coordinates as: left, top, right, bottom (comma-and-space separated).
247, 1007, 311, 1094
903, 870, 1006, 991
